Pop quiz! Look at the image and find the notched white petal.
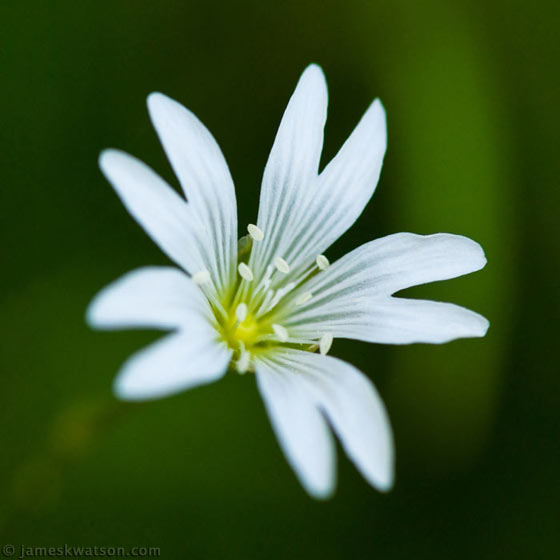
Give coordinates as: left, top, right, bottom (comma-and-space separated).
98, 149, 207, 275
146, 91, 238, 293
283, 233, 490, 345
275, 350, 395, 492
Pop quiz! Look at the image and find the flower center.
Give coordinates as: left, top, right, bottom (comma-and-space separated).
217, 301, 286, 373
195, 223, 333, 374
221, 308, 261, 351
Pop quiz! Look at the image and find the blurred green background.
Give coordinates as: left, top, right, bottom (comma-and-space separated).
1, 0, 558, 558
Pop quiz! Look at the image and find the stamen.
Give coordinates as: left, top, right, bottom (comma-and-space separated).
235, 303, 248, 322
319, 333, 333, 355
238, 262, 254, 282
274, 256, 291, 274
247, 224, 264, 241
272, 324, 289, 342
237, 349, 251, 374
295, 292, 313, 306
192, 269, 211, 285
316, 254, 330, 271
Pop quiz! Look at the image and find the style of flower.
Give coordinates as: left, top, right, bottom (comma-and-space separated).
87, 65, 489, 498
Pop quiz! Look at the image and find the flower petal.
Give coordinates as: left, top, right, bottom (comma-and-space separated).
86, 266, 212, 331
257, 349, 394, 493
114, 331, 230, 401
286, 297, 489, 344
287, 233, 487, 310
147, 93, 237, 293
278, 232, 489, 344
250, 64, 328, 278
99, 149, 208, 276
255, 357, 336, 499
284, 98, 387, 270
255, 95, 385, 279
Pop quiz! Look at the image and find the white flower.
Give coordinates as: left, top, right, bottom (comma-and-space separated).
87, 64, 489, 499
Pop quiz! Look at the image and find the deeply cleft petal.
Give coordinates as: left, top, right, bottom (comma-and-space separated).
255, 349, 393, 496
280, 233, 489, 345
250, 69, 387, 277
99, 150, 209, 276
283, 98, 387, 270
147, 93, 238, 294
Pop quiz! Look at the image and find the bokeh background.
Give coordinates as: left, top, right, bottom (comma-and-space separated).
1, 0, 558, 558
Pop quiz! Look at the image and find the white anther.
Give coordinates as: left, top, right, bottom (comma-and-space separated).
238, 262, 254, 281
316, 254, 330, 270
274, 256, 291, 274
235, 303, 248, 322
247, 224, 264, 241
295, 292, 313, 306
272, 324, 289, 342
237, 350, 251, 374
319, 333, 333, 355
192, 269, 211, 285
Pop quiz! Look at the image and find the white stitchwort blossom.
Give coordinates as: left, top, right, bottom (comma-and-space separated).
87, 65, 489, 498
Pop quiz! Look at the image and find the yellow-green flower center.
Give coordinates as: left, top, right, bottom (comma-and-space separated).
221, 309, 262, 351
194, 225, 332, 373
